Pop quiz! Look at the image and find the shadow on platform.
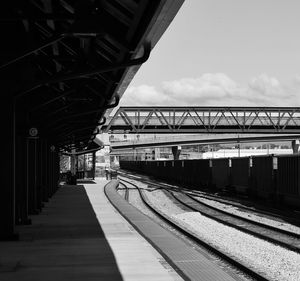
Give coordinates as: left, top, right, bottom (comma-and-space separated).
76, 179, 96, 184
0, 185, 123, 281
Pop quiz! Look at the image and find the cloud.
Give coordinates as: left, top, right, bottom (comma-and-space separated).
119, 85, 173, 106
120, 73, 300, 107
162, 73, 240, 104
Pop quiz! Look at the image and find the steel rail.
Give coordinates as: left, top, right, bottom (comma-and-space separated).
118, 182, 129, 202
119, 170, 300, 239
117, 177, 268, 281
183, 190, 300, 226
168, 190, 300, 254
118, 169, 300, 224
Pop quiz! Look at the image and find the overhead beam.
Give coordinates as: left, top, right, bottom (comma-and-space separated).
111, 134, 300, 150
16, 42, 150, 98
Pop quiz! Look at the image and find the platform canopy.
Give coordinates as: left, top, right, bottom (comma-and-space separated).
1, 0, 184, 153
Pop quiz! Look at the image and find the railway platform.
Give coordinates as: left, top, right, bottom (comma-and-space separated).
0, 179, 236, 281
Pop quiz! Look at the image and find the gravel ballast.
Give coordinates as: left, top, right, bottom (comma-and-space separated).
146, 190, 185, 215
172, 212, 300, 281
145, 190, 300, 281
117, 188, 126, 198
194, 196, 300, 235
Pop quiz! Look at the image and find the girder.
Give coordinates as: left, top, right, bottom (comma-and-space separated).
102, 107, 300, 134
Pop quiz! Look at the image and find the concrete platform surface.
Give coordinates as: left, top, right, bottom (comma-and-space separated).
0, 179, 182, 281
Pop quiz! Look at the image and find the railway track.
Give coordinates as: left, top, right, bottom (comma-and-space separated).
181, 192, 300, 236
118, 177, 269, 281
117, 170, 300, 234
118, 181, 129, 201
118, 171, 300, 253
183, 189, 300, 227
168, 190, 300, 253
116, 169, 300, 221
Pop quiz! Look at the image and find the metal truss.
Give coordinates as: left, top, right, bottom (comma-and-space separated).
101, 107, 300, 134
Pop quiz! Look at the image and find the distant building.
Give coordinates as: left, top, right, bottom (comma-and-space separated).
201, 148, 292, 159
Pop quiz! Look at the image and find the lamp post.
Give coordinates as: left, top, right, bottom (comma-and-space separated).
238, 135, 240, 157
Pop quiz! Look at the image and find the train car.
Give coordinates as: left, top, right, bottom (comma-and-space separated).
210, 158, 230, 191
249, 156, 274, 200
277, 154, 300, 208
161, 160, 172, 182
190, 159, 211, 190
231, 157, 250, 195
181, 160, 190, 186
173, 160, 183, 185
119, 153, 300, 209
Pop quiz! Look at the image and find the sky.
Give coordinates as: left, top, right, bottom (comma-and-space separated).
120, 0, 300, 107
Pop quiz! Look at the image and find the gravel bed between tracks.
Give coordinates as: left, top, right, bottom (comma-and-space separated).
128, 190, 158, 219
193, 196, 300, 235
145, 190, 300, 281
117, 188, 126, 198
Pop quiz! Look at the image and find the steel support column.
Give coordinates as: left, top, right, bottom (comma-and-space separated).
45, 142, 51, 199
292, 140, 300, 154
83, 154, 86, 178
48, 146, 60, 195
53, 151, 60, 194
41, 139, 49, 202
69, 149, 77, 184
49, 146, 54, 196
92, 152, 96, 180
0, 95, 17, 240
15, 135, 31, 225
36, 138, 43, 211
27, 137, 39, 215
171, 146, 181, 161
